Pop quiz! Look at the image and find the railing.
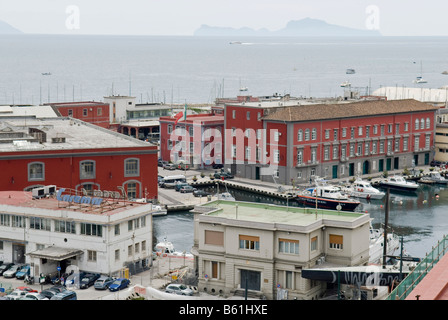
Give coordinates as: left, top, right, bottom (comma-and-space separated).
387, 235, 448, 300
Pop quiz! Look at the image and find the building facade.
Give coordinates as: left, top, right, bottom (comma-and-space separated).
47, 101, 111, 129
159, 113, 224, 168
0, 189, 154, 278
191, 200, 371, 300
0, 115, 158, 200
224, 99, 438, 184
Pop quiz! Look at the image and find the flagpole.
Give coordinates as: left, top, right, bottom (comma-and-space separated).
184, 101, 187, 175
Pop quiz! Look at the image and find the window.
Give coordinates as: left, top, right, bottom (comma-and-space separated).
142, 240, 146, 251
297, 150, 303, 165
245, 146, 251, 160
257, 112, 261, 121
87, 250, 97, 262
426, 117, 430, 129
404, 122, 409, 132
381, 125, 385, 136
246, 111, 250, 120
325, 130, 330, 140
372, 141, 377, 154
115, 249, 120, 261
0, 214, 10, 226
329, 234, 343, 250
245, 129, 251, 138
239, 235, 259, 250
425, 135, 430, 149
30, 217, 51, 231
395, 138, 400, 152
97, 108, 102, 116
232, 110, 236, 119
324, 147, 330, 161
380, 141, 385, 153
80, 160, 95, 179
364, 142, 369, 155
81, 223, 102, 237
334, 129, 338, 141
12, 215, 25, 228
125, 158, 139, 177
341, 146, 346, 160
232, 145, 237, 158
135, 243, 140, 253
350, 144, 355, 157
403, 138, 408, 151
305, 129, 310, 141
205, 230, 224, 246
28, 162, 45, 181
388, 124, 393, 134
128, 245, 133, 256
415, 119, 419, 130
273, 131, 279, 142
342, 128, 347, 138
55, 220, 76, 234
279, 239, 299, 254
333, 146, 338, 159
274, 149, 280, 164
414, 136, 420, 151
212, 261, 219, 279
421, 118, 425, 130
365, 126, 370, 138
373, 125, 378, 135
68, 109, 73, 116
126, 182, 137, 199
395, 123, 400, 135
311, 149, 316, 163
351, 127, 355, 139
285, 271, 293, 289
114, 224, 120, 236
167, 124, 173, 134
358, 126, 363, 136
311, 236, 318, 251
311, 128, 317, 140
83, 108, 88, 116
189, 126, 194, 137
297, 129, 303, 141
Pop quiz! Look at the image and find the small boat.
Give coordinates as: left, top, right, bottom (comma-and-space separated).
218, 192, 235, 201
369, 224, 400, 264
419, 171, 448, 185
379, 175, 419, 191
154, 237, 194, 259
346, 68, 356, 74
229, 41, 242, 45
413, 76, 427, 84
340, 80, 351, 87
239, 86, 248, 92
41, 72, 52, 76
294, 178, 360, 212
442, 71, 448, 75
345, 177, 385, 200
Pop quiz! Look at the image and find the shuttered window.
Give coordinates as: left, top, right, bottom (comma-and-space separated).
329, 234, 343, 250
239, 235, 260, 250
205, 230, 224, 246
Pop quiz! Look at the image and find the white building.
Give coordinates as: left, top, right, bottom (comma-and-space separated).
0, 188, 156, 278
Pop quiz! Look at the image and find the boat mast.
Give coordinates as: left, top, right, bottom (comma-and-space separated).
382, 187, 390, 268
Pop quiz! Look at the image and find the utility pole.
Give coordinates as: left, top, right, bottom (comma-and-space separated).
382, 187, 390, 268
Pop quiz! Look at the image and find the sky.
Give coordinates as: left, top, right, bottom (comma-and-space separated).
0, 0, 445, 36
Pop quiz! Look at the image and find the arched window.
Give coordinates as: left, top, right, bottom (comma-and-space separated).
420, 118, 425, 130
415, 119, 419, 130
305, 129, 310, 141
426, 117, 430, 129
297, 129, 303, 142
28, 162, 45, 181
311, 128, 317, 140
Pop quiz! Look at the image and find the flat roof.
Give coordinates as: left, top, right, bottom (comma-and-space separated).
196, 200, 370, 231
0, 116, 156, 152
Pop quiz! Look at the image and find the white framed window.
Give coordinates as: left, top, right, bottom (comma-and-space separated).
246, 111, 250, 120
297, 129, 303, 141
426, 117, 431, 129
415, 119, 419, 130
80, 160, 96, 179
279, 239, 299, 254
167, 124, 173, 134
305, 129, 310, 141
28, 162, 45, 181
358, 126, 363, 136
342, 128, 347, 138
124, 158, 139, 177
274, 149, 280, 163
232, 110, 236, 119
311, 128, 317, 140
325, 129, 330, 140
245, 146, 251, 160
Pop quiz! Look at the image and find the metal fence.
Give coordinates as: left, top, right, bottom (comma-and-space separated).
387, 235, 448, 300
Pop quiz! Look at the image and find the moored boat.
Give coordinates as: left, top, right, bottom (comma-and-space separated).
379, 175, 419, 191
419, 171, 448, 185
345, 177, 385, 200
294, 178, 360, 212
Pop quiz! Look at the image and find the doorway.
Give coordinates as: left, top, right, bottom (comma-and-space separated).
241, 269, 261, 291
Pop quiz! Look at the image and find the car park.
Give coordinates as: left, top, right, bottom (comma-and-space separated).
94, 276, 115, 290
15, 265, 31, 280
193, 189, 210, 197
180, 185, 197, 193
50, 290, 77, 300
80, 273, 101, 289
0, 263, 14, 276
108, 278, 130, 292
165, 283, 194, 296
3, 264, 23, 278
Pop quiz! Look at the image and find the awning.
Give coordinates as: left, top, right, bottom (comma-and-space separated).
27, 246, 84, 261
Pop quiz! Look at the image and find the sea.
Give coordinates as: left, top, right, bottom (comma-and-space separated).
2, 34, 448, 105
3, 34, 448, 259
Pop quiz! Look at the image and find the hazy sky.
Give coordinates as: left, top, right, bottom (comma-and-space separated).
0, 0, 445, 36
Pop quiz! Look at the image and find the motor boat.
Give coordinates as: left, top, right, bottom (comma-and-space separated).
154, 237, 193, 259
345, 177, 385, 200
369, 223, 400, 264
294, 178, 360, 212
379, 175, 419, 191
419, 171, 448, 185
346, 68, 356, 74
340, 80, 351, 87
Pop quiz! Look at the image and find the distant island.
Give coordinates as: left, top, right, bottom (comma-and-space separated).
0, 20, 23, 34
194, 17, 381, 37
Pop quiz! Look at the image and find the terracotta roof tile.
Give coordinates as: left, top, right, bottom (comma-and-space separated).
262, 99, 438, 122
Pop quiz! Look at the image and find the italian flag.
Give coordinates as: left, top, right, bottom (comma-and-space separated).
174, 103, 187, 125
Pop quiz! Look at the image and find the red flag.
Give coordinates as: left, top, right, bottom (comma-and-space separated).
174, 111, 183, 125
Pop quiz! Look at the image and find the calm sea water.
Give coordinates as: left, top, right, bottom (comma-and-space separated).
154, 184, 448, 260
2, 35, 448, 105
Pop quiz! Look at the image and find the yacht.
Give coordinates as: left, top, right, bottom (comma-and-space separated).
294, 178, 360, 212
345, 177, 385, 200
413, 76, 427, 84
340, 80, 351, 87
346, 68, 356, 74
379, 175, 419, 191
369, 224, 400, 264
419, 171, 448, 185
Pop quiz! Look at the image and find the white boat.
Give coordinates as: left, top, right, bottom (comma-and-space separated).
369, 224, 400, 264
419, 171, 448, 185
346, 68, 356, 74
218, 192, 235, 201
239, 86, 248, 92
345, 177, 385, 200
340, 80, 351, 87
154, 237, 194, 259
413, 76, 427, 84
41, 72, 51, 76
379, 175, 419, 191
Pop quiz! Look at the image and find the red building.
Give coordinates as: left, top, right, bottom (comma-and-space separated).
47, 101, 111, 129
0, 115, 158, 200
159, 113, 224, 168
224, 99, 439, 184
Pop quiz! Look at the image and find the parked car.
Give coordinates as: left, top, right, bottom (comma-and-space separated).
193, 189, 210, 197
20, 292, 49, 300
80, 273, 101, 289
0, 263, 14, 276
15, 286, 38, 293
94, 276, 115, 290
214, 171, 234, 180
6, 290, 28, 300
108, 278, 130, 292
50, 290, 77, 300
40, 288, 60, 300
158, 159, 168, 167
65, 272, 86, 287
430, 160, 446, 167
3, 264, 23, 278
163, 163, 177, 170
165, 284, 194, 296
177, 163, 190, 170
174, 182, 190, 191
49, 284, 67, 293
180, 185, 197, 193
15, 264, 31, 280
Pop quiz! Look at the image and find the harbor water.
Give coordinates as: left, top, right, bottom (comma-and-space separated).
153, 183, 448, 260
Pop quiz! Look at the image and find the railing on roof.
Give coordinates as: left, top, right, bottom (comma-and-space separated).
387, 234, 448, 300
